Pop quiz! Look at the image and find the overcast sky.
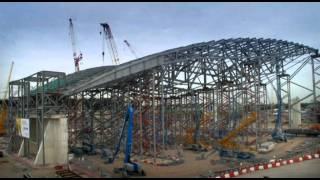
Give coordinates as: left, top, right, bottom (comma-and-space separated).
0, 2, 319, 100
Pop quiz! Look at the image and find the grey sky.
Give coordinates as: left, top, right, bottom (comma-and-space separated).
0, 2, 319, 100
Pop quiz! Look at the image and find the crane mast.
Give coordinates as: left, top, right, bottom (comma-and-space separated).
100, 23, 120, 65
69, 18, 83, 72
124, 40, 138, 59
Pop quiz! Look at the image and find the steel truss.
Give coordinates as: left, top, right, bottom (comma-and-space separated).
8, 71, 66, 165
7, 38, 320, 163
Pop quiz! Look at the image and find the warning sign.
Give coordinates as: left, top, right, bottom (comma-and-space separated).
21, 118, 30, 139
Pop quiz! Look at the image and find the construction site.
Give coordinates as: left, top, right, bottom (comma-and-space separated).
1, 3, 320, 179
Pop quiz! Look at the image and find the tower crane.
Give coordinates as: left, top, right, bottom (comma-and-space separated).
124, 40, 138, 59
100, 23, 120, 65
69, 18, 83, 72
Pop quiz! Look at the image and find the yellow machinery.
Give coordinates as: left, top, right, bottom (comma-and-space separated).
218, 111, 258, 152
185, 128, 194, 145
0, 105, 8, 135
0, 62, 14, 135
185, 111, 213, 150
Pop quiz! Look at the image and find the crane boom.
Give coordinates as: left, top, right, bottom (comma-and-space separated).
124, 40, 138, 59
100, 23, 120, 65
218, 111, 257, 149
69, 18, 83, 72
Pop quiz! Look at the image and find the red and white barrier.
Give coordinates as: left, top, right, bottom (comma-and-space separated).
135, 151, 320, 177
210, 151, 320, 178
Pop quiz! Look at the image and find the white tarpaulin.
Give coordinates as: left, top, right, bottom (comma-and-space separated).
21, 118, 30, 138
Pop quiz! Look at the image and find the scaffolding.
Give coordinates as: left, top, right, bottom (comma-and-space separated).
6, 38, 320, 164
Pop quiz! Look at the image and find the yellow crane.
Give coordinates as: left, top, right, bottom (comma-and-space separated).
185, 110, 213, 151
0, 61, 14, 135
218, 111, 257, 151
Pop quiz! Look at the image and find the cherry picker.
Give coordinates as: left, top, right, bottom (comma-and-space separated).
111, 104, 146, 177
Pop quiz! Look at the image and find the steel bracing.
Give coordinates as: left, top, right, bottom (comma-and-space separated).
6, 38, 320, 164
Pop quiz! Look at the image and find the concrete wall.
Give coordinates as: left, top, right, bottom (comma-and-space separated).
34, 115, 68, 165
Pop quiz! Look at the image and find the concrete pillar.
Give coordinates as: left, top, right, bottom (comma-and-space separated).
34, 115, 68, 165
291, 97, 301, 128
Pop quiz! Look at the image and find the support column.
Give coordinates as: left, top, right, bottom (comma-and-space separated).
160, 74, 165, 150
41, 73, 45, 165
152, 71, 156, 165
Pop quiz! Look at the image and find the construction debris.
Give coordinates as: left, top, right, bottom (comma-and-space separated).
22, 173, 32, 178
56, 169, 82, 178
258, 142, 276, 154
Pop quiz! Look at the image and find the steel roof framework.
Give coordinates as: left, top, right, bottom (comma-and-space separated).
6, 38, 320, 165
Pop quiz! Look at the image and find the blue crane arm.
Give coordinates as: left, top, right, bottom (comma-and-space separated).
110, 105, 134, 164
124, 105, 134, 163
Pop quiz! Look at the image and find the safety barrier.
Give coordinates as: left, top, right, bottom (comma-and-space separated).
211, 150, 320, 178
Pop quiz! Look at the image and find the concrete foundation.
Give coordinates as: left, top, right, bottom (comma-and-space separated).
33, 115, 68, 165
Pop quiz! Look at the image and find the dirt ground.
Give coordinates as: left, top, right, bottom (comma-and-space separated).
0, 136, 318, 178
71, 136, 318, 178
0, 152, 58, 178
84, 150, 227, 178
0, 155, 26, 178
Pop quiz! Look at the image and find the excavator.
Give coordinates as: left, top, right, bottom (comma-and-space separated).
217, 111, 257, 159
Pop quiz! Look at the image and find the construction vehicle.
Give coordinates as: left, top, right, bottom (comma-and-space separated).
0, 61, 14, 135
112, 104, 145, 177
100, 23, 120, 65
69, 18, 83, 72
124, 40, 138, 59
217, 112, 257, 159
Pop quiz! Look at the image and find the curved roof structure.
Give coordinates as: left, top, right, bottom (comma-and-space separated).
62, 38, 318, 96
